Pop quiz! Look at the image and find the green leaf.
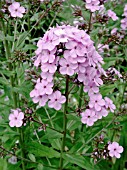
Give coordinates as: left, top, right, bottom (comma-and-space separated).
16, 32, 28, 49
63, 154, 100, 170
27, 141, 60, 158
0, 159, 7, 170
23, 44, 37, 52
28, 153, 36, 162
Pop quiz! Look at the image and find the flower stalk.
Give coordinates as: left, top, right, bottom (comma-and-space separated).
1, 18, 26, 170
59, 75, 69, 170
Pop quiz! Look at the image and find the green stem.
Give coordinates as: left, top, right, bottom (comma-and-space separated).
79, 84, 84, 131
59, 75, 69, 170
1, 19, 25, 170
12, 19, 17, 52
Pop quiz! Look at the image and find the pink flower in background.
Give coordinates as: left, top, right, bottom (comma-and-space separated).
48, 91, 66, 110
123, 4, 127, 17
85, 0, 100, 12
108, 142, 124, 158
107, 10, 118, 21
9, 109, 24, 127
111, 28, 118, 35
121, 18, 127, 30
81, 109, 97, 126
8, 2, 25, 18
104, 97, 116, 112
98, 44, 109, 53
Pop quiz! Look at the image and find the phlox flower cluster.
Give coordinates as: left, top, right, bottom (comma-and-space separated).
108, 142, 124, 158
8, 2, 25, 18
121, 4, 127, 30
107, 10, 118, 21
30, 25, 116, 125
85, 0, 100, 12
9, 109, 24, 127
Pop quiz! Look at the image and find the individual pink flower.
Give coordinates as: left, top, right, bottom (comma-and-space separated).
9, 109, 24, 127
8, 2, 25, 18
84, 82, 99, 95
111, 28, 118, 35
89, 93, 105, 111
41, 62, 57, 73
108, 142, 124, 158
123, 4, 127, 17
59, 57, 78, 76
81, 109, 97, 126
41, 72, 53, 82
48, 91, 66, 110
32, 94, 48, 107
98, 44, 109, 53
95, 107, 108, 119
107, 10, 118, 21
35, 80, 53, 95
104, 97, 116, 112
121, 18, 127, 30
86, 0, 100, 12
40, 49, 56, 63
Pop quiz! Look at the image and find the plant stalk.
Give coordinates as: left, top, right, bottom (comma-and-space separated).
59, 75, 69, 170
1, 19, 25, 170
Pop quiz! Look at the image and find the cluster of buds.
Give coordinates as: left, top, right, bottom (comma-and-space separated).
96, 14, 109, 24
13, 50, 28, 62
92, 146, 109, 163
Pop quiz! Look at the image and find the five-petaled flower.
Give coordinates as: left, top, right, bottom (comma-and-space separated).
108, 142, 124, 158
8, 2, 25, 18
9, 109, 24, 127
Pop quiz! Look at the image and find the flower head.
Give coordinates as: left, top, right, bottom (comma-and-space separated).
81, 109, 97, 126
9, 109, 24, 127
107, 10, 118, 21
8, 2, 25, 18
108, 142, 124, 158
48, 91, 66, 110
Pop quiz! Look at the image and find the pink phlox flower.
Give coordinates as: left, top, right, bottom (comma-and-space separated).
121, 18, 127, 30
48, 91, 66, 110
35, 79, 53, 95
81, 109, 97, 126
107, 10, 118, 21
104, 97, 116, 112
95, 107, 108, 119
54, 28, 68, 43
41, 72, 54, 82
59, 57, 78, 76
86, 0, 100, 12
108, 142, 124, 158
111, 28, 118, 35
123, 4, 127, 17
9, 109, 24, 127
8, 2, 25, 18
84, 82, 99, 95
98, 44, 109, 53
89, 93, 105, 111
89, 67, 103, 86
32, 94, 48, 107
40, 49, 56, 63
41, 61, 57, 73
